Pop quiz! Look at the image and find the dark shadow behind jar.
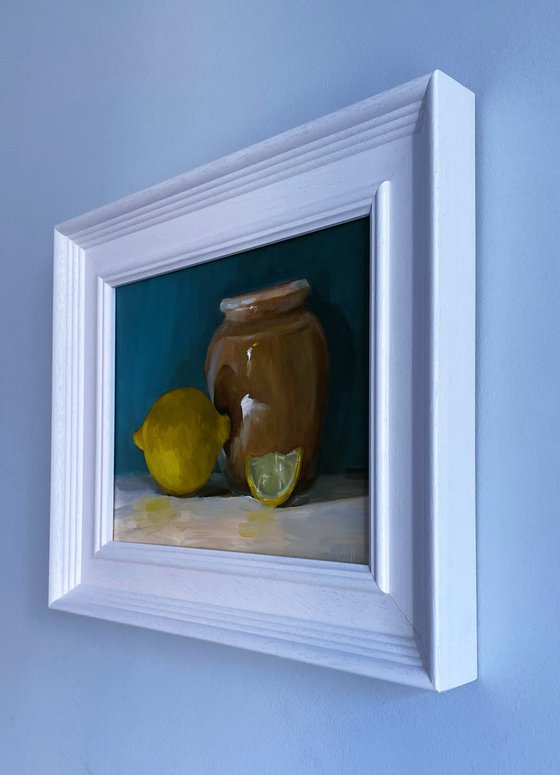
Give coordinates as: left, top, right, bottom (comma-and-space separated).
205, 279, 329, 495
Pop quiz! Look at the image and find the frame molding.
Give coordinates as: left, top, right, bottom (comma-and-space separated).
50, 70, 476, 691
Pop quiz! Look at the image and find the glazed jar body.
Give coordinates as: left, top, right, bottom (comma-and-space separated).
205, 280, 329, 495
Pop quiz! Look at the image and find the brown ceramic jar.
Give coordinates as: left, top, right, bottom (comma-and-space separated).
205, 279, 329, 496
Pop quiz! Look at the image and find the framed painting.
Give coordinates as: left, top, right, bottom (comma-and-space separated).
50, 70, 476, 690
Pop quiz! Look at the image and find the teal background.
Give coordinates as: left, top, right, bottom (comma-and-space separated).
115, 218, 370, 476
2, 0, 560, 773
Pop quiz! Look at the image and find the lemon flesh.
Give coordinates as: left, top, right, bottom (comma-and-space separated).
133, 388, 230, 496
245, 448, 303, 508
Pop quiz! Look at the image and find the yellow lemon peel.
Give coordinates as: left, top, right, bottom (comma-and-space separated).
245, 448, 303, 508
133, 387, 230, 496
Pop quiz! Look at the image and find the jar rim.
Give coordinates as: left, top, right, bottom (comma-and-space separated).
220, 279, 310, 321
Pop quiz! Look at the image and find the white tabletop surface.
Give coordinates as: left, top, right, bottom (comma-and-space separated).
114, 473, 368, 564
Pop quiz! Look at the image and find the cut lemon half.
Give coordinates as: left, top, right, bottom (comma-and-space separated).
245, 448, 303, 508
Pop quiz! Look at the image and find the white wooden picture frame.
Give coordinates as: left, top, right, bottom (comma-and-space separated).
50, 70, 476, 691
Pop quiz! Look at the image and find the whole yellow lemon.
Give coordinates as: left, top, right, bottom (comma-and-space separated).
133, 387, 230, 496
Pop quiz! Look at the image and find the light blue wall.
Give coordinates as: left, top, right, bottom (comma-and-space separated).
2, 0, 559, 772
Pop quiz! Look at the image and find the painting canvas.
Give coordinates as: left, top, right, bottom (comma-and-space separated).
113, 217, 370, 564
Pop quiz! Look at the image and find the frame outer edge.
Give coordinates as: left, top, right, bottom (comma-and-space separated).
56, 73, 431, 241
51, 585, 433, 689
49, 230, 69, 604
429, 71, 477, 690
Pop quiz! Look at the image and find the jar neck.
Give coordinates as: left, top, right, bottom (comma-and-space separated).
220, 279, 310, 323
